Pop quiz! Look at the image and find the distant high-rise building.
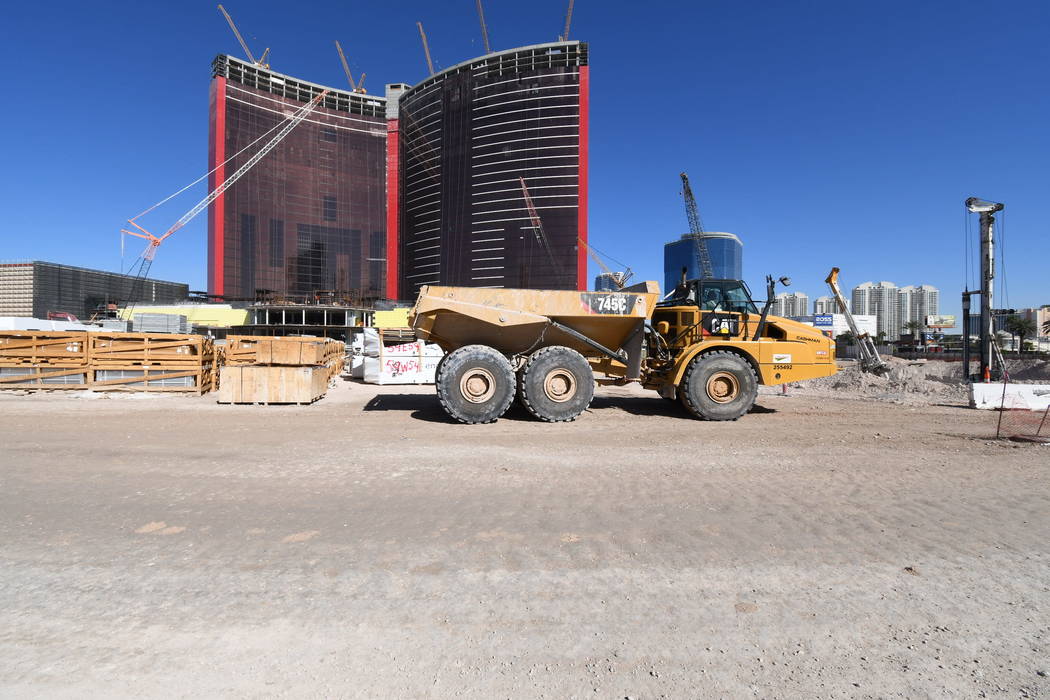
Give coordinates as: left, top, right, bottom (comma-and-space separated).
813, 296, 844, 315
898, 284, 939, 332
1021, 306, 1050, 339
852, 281, 901, 340
773, 292, 809, 318
663, 232, 743, 294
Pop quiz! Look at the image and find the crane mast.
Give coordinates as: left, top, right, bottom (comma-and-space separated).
679, 172, 714, 280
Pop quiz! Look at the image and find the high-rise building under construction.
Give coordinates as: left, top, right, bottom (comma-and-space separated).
387, 41, 589, 299
208, 41, 589, 302
208, 55, 388, 302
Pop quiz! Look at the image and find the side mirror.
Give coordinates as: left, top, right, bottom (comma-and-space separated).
779, 276, 792, 287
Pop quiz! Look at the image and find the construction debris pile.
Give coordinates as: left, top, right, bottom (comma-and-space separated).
796, 357, 970, 404
795, 356, 1050, 405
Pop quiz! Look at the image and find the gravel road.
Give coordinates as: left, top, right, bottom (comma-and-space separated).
1, 382, 1047, 698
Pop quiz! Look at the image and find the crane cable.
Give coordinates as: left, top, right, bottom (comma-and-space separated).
127, 111, 292, 223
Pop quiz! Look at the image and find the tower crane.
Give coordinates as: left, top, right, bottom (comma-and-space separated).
475, 0, 492, 53
559, 0, 575, 41
334, 40, 367, 94
519, 177, 571, 287
217, 5, 269, 68
119, 90, 329, 315
417, 22, 435, 76
679, 172, 714, 280
581, 239, 632, 290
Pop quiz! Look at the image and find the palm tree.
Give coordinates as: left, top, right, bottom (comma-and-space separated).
1043, 317, 1050, 337
904, 320, 924, 347
1004, 316, 1037, 356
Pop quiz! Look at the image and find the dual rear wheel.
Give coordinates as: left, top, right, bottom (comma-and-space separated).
435, 345, 594, 424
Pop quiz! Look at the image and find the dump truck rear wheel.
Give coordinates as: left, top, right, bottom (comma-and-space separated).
680, 350, 757, 421
519, 346, 594, 422
436, 345, 515, 424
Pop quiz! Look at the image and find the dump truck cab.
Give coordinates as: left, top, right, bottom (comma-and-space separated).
644, 277, 836, 395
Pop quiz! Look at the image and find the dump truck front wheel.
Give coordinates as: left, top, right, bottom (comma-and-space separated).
436, 345, 515, 424
519, 346, 594, 422
679, 350, 757, 421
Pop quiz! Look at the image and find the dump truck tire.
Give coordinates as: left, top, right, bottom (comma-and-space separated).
519, 346, 594, 422
679, 350, 757, 421
435, 345, 515, 424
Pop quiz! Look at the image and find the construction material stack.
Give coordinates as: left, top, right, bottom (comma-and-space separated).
0, 331, 91, 389
218, 336, 344, 404
0, 330, 217, 394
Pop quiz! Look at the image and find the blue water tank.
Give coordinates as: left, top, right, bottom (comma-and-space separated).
663, 232, 743, 293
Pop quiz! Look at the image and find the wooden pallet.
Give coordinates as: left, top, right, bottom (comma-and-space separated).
216, 365, 328, 404
379, 327, 417, 345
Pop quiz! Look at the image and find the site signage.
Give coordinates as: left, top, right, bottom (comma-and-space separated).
580, 293, 638, 315
925, 315, 956, 329
813, 314, 834, 327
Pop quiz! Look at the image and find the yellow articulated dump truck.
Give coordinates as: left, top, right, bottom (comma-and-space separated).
409, 276, 837, 424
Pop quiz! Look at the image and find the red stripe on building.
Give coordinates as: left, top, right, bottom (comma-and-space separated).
207, 77, 227, 298
577, 65, 589, 291
385, 118, 400, 300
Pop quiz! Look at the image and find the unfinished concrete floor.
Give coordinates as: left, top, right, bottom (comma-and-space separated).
0, 381, 1047, 698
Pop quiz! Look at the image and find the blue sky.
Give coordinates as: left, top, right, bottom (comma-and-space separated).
2, 1, 1047, 319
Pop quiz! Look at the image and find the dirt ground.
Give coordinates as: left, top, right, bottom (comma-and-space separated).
0, 379, 1047, 698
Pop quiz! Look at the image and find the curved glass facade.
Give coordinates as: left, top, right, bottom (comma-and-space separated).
391, 42, 588, 298
663, 232, 743, 293
208, 55, 388, 302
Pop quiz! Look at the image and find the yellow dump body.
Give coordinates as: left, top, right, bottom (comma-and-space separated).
410, 283, 660, 356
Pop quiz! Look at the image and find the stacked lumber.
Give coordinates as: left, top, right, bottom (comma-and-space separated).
0, 331, 216, 394
218, 336, 345, 404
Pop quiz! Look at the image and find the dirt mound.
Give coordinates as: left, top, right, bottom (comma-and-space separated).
1003, 359, 1050, 382
794, 357, 969, 404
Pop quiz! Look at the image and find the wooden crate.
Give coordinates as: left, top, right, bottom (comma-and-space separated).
0, 331, 89, 367
90, 365, 216, 395
0, 330, 215, 394
0, 366, 90, 389
224, 336, 344, 367
89, 333, 213, 367
217, 365, 329, 405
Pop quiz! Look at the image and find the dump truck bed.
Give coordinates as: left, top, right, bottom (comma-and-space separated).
410, 284, 660, 357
